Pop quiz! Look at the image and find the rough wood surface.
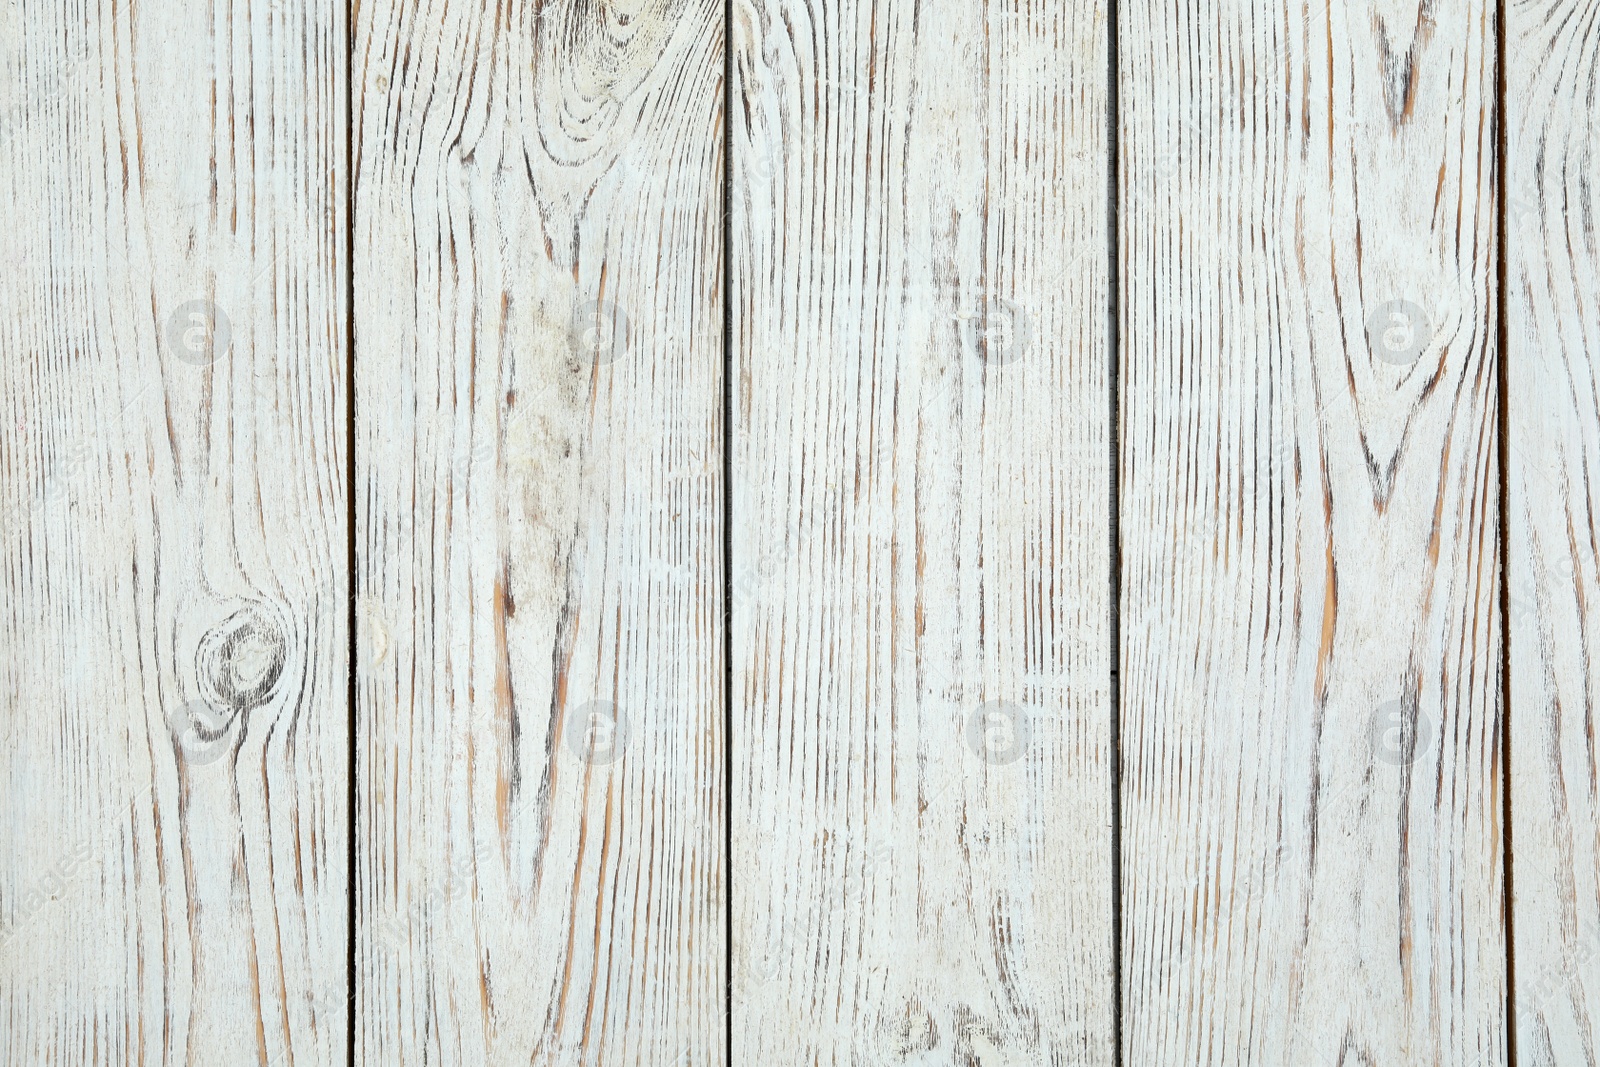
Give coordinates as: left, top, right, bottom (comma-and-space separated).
7, 0, 1582, 1058
1507, 0, 1600, 1061
1118, 0, 1505, 1062
0, 0, 349, 1062
730, 0, 1115, 1061
352, 0, 725, 1061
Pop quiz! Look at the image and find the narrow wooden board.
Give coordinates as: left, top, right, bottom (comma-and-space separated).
0, 0, 349, 1062
1119, 0, 1505, 1062
731, 0, 1115, 1061
1507, 0, 1600, 1060
352, 0, 725, 1061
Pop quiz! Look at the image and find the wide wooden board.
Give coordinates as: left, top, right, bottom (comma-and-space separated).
0, 0, 350, 1062
352, 0, 726, 1061
730, 0, 1116, 1061
1507, 0, 1600, 1060
1119, 0, 1505, 1062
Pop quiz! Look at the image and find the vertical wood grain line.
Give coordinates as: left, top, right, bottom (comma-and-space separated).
1108, 0, 1125, 1063
345, 0, 358, 1059
723, 0, 734, 1058
1494, 0, 1515, 1060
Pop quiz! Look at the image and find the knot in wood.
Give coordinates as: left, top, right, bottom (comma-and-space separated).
196, 603, 288, 714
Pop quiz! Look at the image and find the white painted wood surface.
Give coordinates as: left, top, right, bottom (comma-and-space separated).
0, 0, 349, 1062
353, 0, 725, 1061
1507, 0, 1600, 1061
1119, 0, 1505, 1062
731, 0, 1115, 1061
14, 0, 1600, 1061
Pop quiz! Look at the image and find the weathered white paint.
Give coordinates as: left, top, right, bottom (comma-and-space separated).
1119, 0, 1505, 1062
0, 0, 350, 1061
353, 0, 726, 1061
1507, 0, 1600, 1061
731, 0, 1115, 1062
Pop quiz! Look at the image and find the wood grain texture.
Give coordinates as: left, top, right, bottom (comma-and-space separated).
1507, 0, 1600, 1061
731, 0, 1114, 1062
1119, 0, 1505, 1063
0, 0, 349, 1062
352, 0, 725, 1061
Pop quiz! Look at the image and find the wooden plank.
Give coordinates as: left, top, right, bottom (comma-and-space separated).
1506, 0, 1600, 1059
0, 0, 349, 1062
1119, 0, 1505, 1063
352, 0, 725, 1061
730, 0, 1114, 1061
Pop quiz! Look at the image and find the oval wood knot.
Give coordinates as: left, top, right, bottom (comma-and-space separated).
196, 603, 288, 715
